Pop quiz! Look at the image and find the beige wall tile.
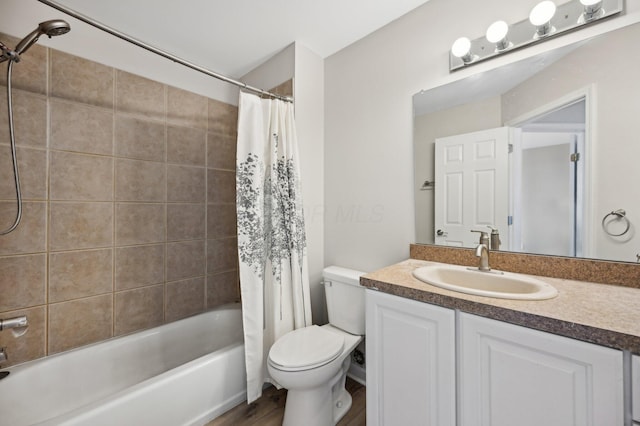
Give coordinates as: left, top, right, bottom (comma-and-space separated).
207, 203, 237, 239
115, 115, 165, 162
50, 50, 114, 108
0, 201, 46, 255
0, 306, 46, 367
167, 86, 208, 129
0, 89, 47, 148
115, 159, 165, 202
167, 125, 206, 166
116, 70, 165, 121
0, 147, 47, 200
50, 151, 113, 201
116, 203, 165, 245
166, 277, 205, 322
167, 165, 205, 203
207, 169, 236, 204
48, 294, 113, 354
50, 99, 114, 155
207, 133, 236, 171
0, 254, 46, 312
207, 270, 239, 308
167, 203, 205, 241
207, 237, 238, 274
0, 34, 47, 94
0, 46, 235, 366
115, 244, 165, 291
167, 240, 205, 282
49, 249, 113, 303
208, 99, 238, 137
49, 202, 113, 251
114, 285, 164, 336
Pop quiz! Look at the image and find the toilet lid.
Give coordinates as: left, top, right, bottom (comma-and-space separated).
269, 325, 345, 371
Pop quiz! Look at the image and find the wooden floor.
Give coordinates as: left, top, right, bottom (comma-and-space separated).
206, 377, 365, 426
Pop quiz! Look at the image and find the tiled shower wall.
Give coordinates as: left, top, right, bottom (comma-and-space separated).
0, 34, 240, 367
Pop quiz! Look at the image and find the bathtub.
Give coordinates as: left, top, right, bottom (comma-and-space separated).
0, 303, 246, 426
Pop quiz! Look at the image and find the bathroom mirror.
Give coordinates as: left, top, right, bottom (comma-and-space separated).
414, 22, 640, 263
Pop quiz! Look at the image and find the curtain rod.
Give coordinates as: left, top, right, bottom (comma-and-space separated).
37, 0, 293, 103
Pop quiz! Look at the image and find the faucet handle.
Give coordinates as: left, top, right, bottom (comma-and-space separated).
471, 230, 490, 246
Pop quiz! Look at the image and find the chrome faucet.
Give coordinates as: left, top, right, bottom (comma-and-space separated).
475, 243, 491, 272
471, 230, 492, 272
0, 315, 27, 331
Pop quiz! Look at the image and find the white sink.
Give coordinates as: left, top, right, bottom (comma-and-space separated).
412, 264, 558, 300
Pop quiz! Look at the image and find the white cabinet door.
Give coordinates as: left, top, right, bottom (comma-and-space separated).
366, 290, 456, 426
459, 313, 624, 426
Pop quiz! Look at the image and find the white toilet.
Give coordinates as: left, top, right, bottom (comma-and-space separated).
267, 266, 366, 426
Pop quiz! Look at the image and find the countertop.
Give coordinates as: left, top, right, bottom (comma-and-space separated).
361, 259, 640, 353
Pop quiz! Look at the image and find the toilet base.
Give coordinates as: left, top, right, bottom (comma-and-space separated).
282, 384, 334, 426
332, 386, 353, 424
282, 356, 354, 426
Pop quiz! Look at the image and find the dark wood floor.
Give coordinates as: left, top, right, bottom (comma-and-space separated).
206, 377, 365, 426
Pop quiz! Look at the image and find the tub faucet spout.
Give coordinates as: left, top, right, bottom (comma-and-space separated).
475, 244, 491, 272
0, 315, 27, 331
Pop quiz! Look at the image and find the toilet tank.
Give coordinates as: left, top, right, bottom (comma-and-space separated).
322, 266, 366, 335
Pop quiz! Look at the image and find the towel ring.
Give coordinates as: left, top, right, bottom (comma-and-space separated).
601, 209, 630, 237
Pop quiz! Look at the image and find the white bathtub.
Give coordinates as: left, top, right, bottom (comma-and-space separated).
0, 304, 246, 426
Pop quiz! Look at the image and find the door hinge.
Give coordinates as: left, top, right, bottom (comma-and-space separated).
508, 144, 513, 154
508, 215, 513, 225
570, 152, 580, 162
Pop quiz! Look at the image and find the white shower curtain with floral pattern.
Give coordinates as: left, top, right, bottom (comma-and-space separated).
236, 91, 312, 403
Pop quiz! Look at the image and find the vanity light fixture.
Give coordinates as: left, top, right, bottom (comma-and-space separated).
529, 1, 557, 37
449, 0, 622, 71
580, 0, 604, 22
486, 20, 510, 51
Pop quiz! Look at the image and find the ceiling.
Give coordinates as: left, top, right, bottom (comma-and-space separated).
53, 0, 430, 77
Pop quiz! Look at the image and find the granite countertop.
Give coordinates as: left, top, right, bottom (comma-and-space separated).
361, 259, 640, 354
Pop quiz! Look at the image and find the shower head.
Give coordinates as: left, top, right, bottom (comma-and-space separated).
14, 20, 70, 56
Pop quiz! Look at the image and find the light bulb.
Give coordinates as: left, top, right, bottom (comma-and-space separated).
451, 37, 473, 63
529, 1, 556, 36
486, 20, 510, 50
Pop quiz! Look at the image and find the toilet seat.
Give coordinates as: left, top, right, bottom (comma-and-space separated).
269, 325, 345, 372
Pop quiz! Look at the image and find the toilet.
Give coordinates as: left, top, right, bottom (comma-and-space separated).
267, 266, 366, 426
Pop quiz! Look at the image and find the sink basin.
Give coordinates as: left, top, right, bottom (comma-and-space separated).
412, 264, 558, 300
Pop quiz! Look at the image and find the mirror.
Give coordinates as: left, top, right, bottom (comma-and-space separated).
414, 22, 640, 263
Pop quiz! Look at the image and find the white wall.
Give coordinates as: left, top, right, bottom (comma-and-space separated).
293, 44, 326, 323
324, 0, 640, 273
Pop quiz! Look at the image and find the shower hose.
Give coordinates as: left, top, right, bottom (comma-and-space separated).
1, 59, 23, 235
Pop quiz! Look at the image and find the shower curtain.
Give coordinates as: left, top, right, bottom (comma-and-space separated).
236, 91, 312, 403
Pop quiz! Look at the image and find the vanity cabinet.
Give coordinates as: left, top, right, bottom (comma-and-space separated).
459, 312, 624, 426
366, 290, 625, 426
365, 290, 456, 426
